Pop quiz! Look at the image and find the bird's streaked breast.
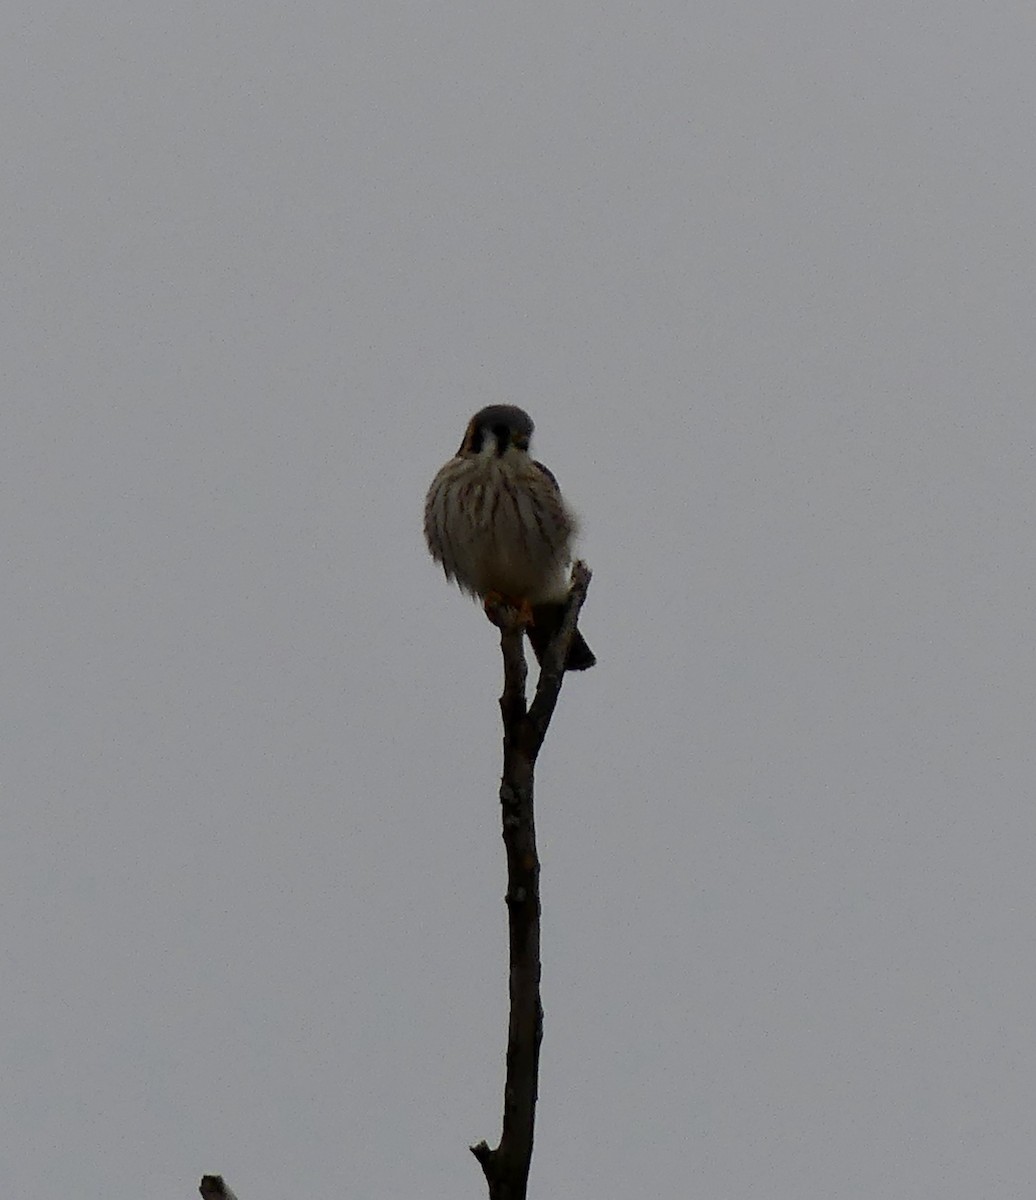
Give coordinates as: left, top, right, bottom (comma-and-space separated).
424, 453, 573, 602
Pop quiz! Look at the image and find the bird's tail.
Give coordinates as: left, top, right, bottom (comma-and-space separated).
528, 604, 596, 671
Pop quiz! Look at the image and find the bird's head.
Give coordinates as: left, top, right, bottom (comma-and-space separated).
459, 405, 534, 457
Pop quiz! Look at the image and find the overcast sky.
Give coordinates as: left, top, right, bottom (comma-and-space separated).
3, 2, 1035, 1197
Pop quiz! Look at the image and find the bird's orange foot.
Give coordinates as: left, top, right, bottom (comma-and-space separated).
483, 592, 534, 629
514, 597, 534, 626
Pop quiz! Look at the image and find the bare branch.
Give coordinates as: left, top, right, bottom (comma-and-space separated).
491, 614, 529, 728
527, 562, 592, 747
472, 564, 592, 1200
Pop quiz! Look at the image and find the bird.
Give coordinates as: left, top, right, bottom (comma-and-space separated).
425, 405, 595, 671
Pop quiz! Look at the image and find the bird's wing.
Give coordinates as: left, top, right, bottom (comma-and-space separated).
533, 459, 561, 493
532, 458, 578, 542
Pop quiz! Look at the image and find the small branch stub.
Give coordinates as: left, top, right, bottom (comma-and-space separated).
199, 1177, 239, 1200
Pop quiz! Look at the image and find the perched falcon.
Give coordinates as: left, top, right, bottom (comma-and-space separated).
425, 405, 595, 671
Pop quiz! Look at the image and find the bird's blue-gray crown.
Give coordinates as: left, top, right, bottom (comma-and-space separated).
460, 405, 535, 455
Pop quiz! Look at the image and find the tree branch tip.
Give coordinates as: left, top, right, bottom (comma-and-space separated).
570, 559, 592, 588
470, 1140, 493, 1163
199, 1177, 239, 1200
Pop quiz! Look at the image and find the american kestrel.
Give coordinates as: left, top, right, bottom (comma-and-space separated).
425, 405, 595, 671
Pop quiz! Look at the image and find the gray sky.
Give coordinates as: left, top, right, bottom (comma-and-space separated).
3, 2, 1035, 1197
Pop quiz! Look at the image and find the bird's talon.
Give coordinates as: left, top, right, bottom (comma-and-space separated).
483, 593, 534, 629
